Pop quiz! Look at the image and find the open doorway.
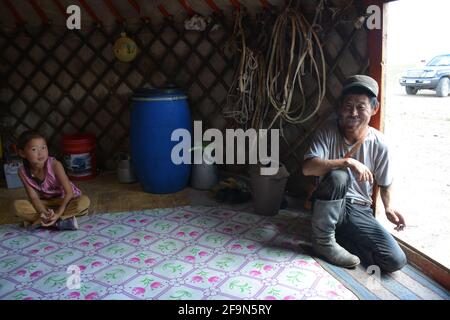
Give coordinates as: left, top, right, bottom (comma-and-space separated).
379, 0, 450, 269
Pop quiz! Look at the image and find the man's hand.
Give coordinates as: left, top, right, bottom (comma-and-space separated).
346, 158, 374, 184
385, 207, 406, 232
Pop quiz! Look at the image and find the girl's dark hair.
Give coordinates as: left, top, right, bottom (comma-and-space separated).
17, 130, 46, 150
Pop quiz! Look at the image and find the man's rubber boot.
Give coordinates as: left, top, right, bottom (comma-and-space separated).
311, 199, 360, 268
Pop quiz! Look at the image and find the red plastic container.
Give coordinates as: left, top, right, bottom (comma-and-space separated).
62, 133, 96, 180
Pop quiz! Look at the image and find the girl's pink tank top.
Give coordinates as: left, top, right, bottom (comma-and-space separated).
19, 156, 82, 199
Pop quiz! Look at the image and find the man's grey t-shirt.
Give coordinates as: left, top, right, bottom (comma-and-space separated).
304, 120, 393, 204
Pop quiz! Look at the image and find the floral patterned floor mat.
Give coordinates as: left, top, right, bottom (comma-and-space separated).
0, 206, 357, 300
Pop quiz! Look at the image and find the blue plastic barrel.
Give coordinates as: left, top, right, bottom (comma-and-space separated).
131, 88, 192, 193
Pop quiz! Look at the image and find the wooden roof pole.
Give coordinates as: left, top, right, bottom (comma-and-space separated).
364, 0, 384, 132
157, 4, 172, 19
103, 0, 125, 24
51, 0, 68, 18
178, 0, 195, 17
29, 0, 50, 24
204, 0, 221, 13
127, 0, 140, 15
2, 0, 25, 25
229, 0, 241, 11
259, 0, 270, 9
79, 0, 101, 23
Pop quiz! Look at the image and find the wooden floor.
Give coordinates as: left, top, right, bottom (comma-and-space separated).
0, 171, 190, 225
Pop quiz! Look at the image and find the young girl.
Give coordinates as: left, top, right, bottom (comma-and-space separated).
13, 130, 90, 230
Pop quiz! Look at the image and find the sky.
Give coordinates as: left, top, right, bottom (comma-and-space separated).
385, 0, 450, 66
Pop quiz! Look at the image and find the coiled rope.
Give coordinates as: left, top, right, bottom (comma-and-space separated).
224, 2, 326, 136
223, 10, 266, 129
265, 3, 326, 133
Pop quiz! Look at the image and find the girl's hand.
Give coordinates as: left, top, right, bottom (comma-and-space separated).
41, 212, 58, 227
40, 209, 56, 225
47, 209, 55, 218
47, 208, 55, 217
41, 218, 58, 227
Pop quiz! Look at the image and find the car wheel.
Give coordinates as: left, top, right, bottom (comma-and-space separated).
405, 86, 418, 95
436, 77, 449, 97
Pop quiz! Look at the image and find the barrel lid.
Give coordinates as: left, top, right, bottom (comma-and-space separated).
132, 87, 187, 101
62, 133, 96, 143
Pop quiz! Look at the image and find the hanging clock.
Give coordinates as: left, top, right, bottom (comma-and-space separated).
114, 32, 138, 62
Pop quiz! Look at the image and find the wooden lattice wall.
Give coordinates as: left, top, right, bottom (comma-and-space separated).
0, 1, 370, 194
1, 16, 236, 169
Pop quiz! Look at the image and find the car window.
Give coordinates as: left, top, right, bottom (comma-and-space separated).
427, 55, 450, 66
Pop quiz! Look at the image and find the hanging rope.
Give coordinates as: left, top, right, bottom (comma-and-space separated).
223, 10, 264, 129
250, 52, 268, 129
265, 2, 326, 134
224, 2, 326, 135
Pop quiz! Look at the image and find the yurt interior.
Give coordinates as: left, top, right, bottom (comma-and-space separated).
0, 0, 449, 302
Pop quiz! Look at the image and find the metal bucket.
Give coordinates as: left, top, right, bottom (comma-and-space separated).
249, 161, 289, 216
117, 153, 137, 183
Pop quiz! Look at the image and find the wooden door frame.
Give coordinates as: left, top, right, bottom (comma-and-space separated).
365, 0, 450, 291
